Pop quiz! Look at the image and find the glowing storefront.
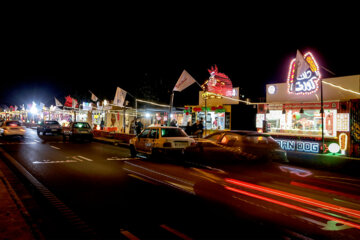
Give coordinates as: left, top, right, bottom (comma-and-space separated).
258, 71, 360, 157
256, 50, 360, 157
185, 65, 240, 133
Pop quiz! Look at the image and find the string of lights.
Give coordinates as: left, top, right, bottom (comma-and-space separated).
322, 80, 360, 96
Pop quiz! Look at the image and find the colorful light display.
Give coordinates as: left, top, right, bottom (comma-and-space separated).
203, 65, 233, 97
287, 52, 321, 95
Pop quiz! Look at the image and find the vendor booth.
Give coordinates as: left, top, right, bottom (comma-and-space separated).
258, 72, 360, 157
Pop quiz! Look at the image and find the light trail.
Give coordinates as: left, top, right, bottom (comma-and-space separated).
225, 178, 360, 219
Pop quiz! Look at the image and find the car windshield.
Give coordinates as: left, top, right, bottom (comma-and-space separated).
73, 123, 90, 129
161, 128, 187, 137
6, 121, 21, 126
45, 121, 59, 125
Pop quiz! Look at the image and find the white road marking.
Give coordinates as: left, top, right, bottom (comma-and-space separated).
50, 145, 61, 150
33, 159, 78, 164
71, 156, 83, 161
77, 155, 93, 161
34, 140, 40, 142
107, 157, 140, 161
0, 142, 37, 145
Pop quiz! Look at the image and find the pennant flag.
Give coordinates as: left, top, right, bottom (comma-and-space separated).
113, 87, 127, 107
39, 102, 45, 110
90, 91, 98, 102
173, 70, 197, 92
72, 98, 78, 108
55, 97, 63, 107
295, 50, 310, 79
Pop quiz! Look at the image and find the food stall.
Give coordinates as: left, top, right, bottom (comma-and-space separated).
258, 72, 360, 157
185, 65, 240, 134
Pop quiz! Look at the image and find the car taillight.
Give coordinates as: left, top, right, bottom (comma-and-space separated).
163, 142, 172, 147
190, 142, 196, 146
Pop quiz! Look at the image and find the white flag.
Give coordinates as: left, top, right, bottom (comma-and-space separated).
173, 70, 197, 92
55, 97, 63, 107
114, 87, 127, 107
91, 92, 98, 102
295, 50, 310, 79
72, 98, 78, 108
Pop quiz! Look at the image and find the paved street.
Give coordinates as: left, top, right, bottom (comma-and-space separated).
0, 129, 282, 239
2, 128, 360, 239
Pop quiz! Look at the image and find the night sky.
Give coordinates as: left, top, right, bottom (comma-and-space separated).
1, 21, 359, 109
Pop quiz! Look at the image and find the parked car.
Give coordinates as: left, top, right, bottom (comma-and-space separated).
0, 120, 26, 137
184, 130, 288, 165
63, 122, 93, 142
37, 120, 62, 136
129, 126, 195, 157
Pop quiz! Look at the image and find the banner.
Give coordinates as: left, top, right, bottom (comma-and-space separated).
55, 97, 63, 107
89, 91, 98, 102
114, 87, 127, 107
295, 50, 310, 79
173, 70, 197, 92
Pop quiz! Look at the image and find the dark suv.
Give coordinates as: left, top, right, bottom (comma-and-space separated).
37, 120, 62, 136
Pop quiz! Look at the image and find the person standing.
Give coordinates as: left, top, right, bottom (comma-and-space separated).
135, 118, 143, 135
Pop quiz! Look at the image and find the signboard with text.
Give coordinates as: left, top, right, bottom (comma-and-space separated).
287, 52, 321, 95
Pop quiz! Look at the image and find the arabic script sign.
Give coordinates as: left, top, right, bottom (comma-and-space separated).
287, 52, 321, 95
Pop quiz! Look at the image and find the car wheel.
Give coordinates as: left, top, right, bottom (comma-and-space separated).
130, 145, 137, 157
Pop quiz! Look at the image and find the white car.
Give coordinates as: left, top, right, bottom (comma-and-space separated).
129, 126, 195, 157
0, 120, 26, 137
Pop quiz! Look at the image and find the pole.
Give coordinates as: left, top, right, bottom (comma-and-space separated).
122, 108, 125, 133
320, 78, 325, 153
168, 92, 174, 126
204, 95, 207, 136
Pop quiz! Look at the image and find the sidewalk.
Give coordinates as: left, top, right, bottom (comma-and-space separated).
0, 167, 36, 240
287, 151, 360, 175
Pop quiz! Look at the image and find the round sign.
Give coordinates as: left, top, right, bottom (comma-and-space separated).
268, 85, 276, 95
328, 143, 340, 153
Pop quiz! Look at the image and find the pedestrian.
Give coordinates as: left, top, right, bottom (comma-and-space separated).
185, 121, 192, 135
170, 119, 177, 127
100, 118, 105, 130
197, 118, 204, 137
135, 118, 143, 135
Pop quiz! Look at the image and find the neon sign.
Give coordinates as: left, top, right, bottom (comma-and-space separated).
287, 52, 321, 95
275, 139, 319, 153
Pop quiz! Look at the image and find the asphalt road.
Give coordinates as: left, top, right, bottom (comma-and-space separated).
0, 129, 283, 239
1, 129, 360, 239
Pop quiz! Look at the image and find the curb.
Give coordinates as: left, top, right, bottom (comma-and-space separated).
0, 163, 40, 240
93, 137, 130, 148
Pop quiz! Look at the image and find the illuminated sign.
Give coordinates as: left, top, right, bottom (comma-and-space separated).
203, 65, 233, 97
275, 139, 319, 153
339, 133, 348, 154
287, 52, 321, 95
328, 143, 340, 153
267, 85, 276, 95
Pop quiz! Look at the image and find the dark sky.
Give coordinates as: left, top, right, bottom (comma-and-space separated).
1, 19, 359, 108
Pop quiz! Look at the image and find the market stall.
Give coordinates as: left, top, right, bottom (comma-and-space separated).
259, 73, 360, 157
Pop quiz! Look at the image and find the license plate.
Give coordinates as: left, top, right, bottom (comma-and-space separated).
52, 129, 57, 131
175, 142, 187, 148
80, 131, 88, 133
